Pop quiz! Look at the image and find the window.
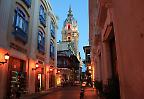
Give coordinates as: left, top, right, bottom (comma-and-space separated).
14, 8, 28, 33
13, 7, 28, 43
38, 31, 45, 53
39, 5, 46, 27
68, 37, 71, 41
67, 24, 71, 30
40, 5, 45, 18
64, 60, 66, 65
50, 42, 55, 59
22, 0, 31, 8
50, 22, 55, 38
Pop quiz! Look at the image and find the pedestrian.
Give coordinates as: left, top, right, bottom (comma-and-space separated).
80, 88, 84, 99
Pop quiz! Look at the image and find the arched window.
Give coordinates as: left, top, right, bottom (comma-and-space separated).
38, 31, 44, 44
68, 37, 71, 41
22, 0, 31, 8
13, 7, 28, 43
67, 24, 71, 30
39, 5, 46, 27
38, 31, 45, 53
50, 21, 55, 38
50, 41, 55, 59
14, 7, 28, 32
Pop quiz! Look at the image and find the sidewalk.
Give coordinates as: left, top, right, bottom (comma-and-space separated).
20, 87, 62, 99
83, 87, 97, 99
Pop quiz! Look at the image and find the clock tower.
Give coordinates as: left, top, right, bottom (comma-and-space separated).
62, 6, 79, 56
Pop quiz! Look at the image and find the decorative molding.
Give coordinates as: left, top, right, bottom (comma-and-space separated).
102, 22, 113, 41
36, 55, 45, 61
10, 42, 27, 54
16, 1, 30, 17
104, 0, 112, 8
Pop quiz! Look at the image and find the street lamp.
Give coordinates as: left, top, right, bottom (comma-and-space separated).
88, 66, 91, 70
57, 70, 60, 73
56, 70, 60, 74
0, 53, 9, 64
32, 62, 39, 70
35, 63, 39, 68
49, 68, 53, 71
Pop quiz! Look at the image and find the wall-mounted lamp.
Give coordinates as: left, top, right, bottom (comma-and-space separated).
0, 53, 9, 64
57, 70, 60, 73
49, 68, 53, 71
88, 66, 92, 70
32, 62, 39, 70
56, 70, 60, 74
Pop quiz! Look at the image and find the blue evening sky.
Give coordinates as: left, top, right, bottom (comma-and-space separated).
50, 0, 88, 71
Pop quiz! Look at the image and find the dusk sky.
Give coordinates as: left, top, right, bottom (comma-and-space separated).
49, 0, 89, 60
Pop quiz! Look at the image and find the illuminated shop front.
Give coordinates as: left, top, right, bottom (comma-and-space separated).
34, 61, 46, 92
6, 56, 27, 98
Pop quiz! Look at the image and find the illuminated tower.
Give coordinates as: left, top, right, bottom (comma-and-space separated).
61, 6, 79, 56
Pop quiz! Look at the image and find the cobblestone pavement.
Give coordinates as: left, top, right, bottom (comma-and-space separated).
38, 86, 97, 99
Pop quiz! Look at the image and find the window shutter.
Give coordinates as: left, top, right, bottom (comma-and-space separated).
44, 13, 46, 20
13, 11, 17, 27
42, 37, 45, 46
25, 20, 28, 33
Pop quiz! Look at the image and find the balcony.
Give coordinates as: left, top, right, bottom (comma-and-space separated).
51, 30, 55, 39
22, 0, 31, 8
86, 56, 91, 63
39, 15, 46, 27
13, 27, 28, 44
38, 43, 45, 53
50, 52, 55, 59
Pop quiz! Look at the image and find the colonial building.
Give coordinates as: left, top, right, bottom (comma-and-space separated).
0, 0, 58, 98
83, 45, 95, 87
57, 7, 80, 86
83, 46, 93, 81
89, 0, 144, 99
57, 41, 79, 85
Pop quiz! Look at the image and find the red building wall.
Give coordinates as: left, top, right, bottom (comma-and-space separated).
112, 0, 144, 98
89, 0, 144, 99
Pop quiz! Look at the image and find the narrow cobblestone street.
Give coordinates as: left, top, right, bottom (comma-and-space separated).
38, 86, 97, 99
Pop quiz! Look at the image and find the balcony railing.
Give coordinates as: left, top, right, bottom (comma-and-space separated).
50, 52, 55, 59
51, 30, 55, 39
39, 15, 46, 27
22, 0, 31, 8
13, 27, 28, 44
38, 43, 45, 53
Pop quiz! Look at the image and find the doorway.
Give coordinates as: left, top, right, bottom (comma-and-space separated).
35, 67, 45, 92
6, 57, 26, 99
49, 70, 55, 88
108, 25, 120, 99
36, 73, 42, 92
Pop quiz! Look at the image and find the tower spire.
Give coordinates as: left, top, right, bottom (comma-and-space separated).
68, 5, 73, 17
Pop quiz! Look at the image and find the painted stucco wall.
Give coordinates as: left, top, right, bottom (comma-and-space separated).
112, 0, 144, 99
89, 0, 144, 99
